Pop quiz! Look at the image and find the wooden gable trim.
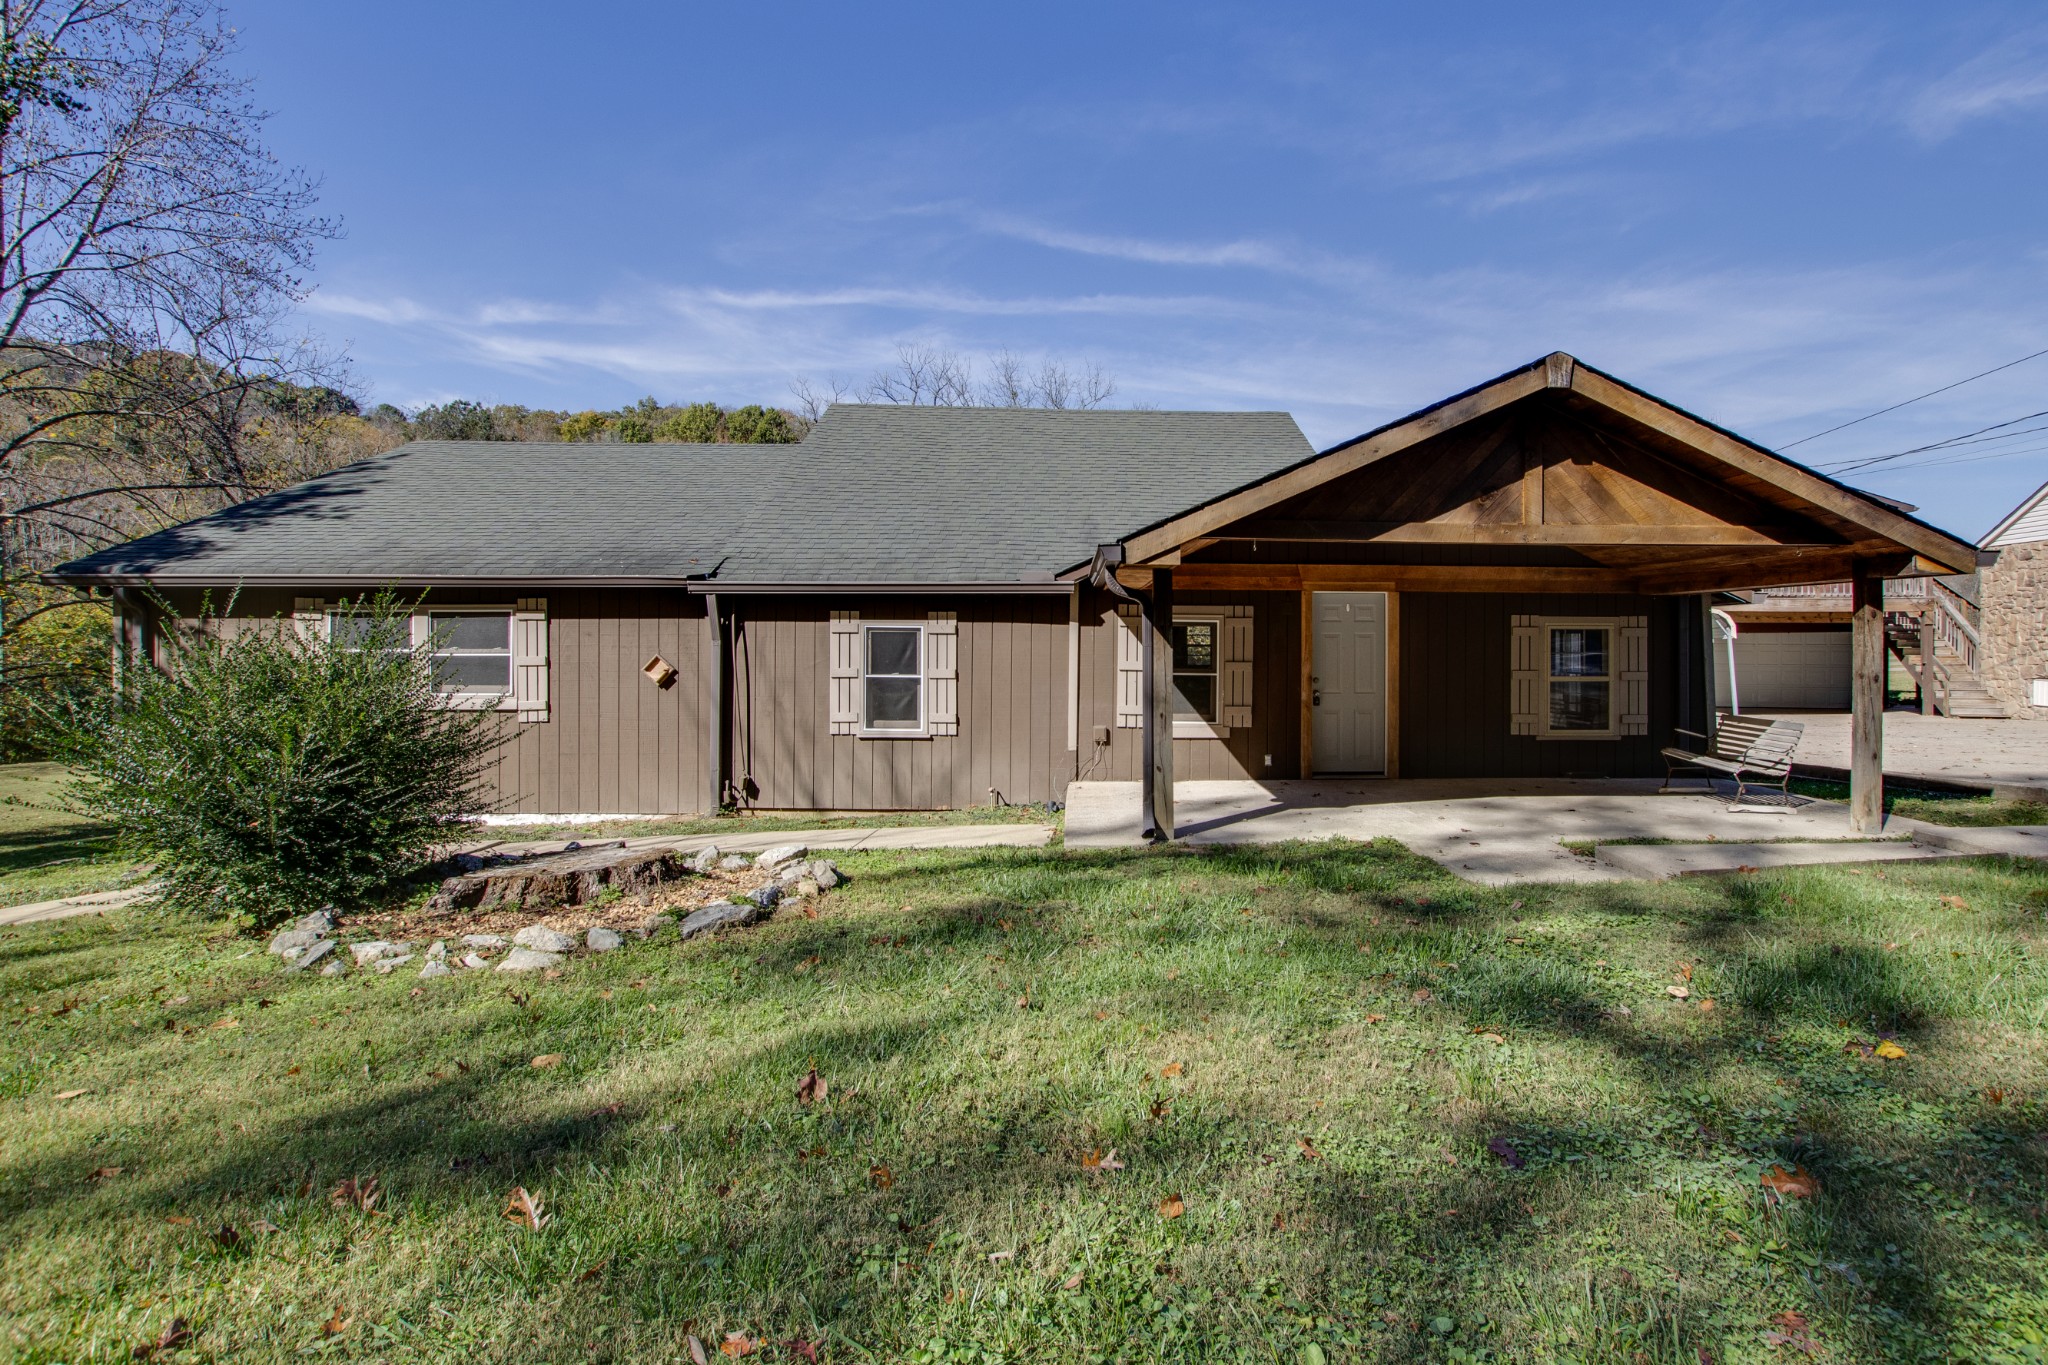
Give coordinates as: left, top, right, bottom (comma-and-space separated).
1120, 352, 1978, 575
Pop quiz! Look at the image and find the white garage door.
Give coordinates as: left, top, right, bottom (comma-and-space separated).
1713, 631, 1851, 711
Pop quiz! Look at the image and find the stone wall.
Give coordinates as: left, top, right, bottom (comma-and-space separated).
1978, 540, 2048, 716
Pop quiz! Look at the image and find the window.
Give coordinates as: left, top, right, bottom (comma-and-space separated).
329, 611, 410, 661
1546, 623, 1613, 734
426, 611, 512, 696
1171, 619, 1219, 722
862, 624, 922, 732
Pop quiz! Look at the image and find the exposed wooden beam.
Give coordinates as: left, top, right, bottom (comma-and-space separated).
1218, 520, 1833, 547
1120, 364, 1550, 563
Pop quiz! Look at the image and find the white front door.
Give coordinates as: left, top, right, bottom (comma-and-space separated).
1311, 591, 1387, 774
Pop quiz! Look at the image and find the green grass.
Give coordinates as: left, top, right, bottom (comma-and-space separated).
1789, 775, 2048, 828
6, 843, 2048, 1362
0, 762, 148, 908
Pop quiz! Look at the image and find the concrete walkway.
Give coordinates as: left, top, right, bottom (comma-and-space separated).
1754, 710, 2048, 792
1064, 778, 1923, 885
0, 823, 1054, 928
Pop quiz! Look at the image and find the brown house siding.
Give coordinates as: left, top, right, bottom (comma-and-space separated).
1078, 588, 1304, 783
729, 594, 1071, 810
154, 585, 713, 816
1399, 591, 1680, 779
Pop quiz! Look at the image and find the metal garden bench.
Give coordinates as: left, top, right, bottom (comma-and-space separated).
1660, 715, 1805, 807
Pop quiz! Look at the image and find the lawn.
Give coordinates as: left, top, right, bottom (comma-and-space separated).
5, 842, 2048, 1363
0, 762, 148, 908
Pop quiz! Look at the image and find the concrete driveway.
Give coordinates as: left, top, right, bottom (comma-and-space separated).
1063, 778, 1904, 884
1755, 710, 2048, 791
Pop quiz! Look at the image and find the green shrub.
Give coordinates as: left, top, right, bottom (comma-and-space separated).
66, 596, 501, 929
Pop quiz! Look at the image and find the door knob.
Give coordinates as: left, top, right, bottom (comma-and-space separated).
1312, 691, 1322, 706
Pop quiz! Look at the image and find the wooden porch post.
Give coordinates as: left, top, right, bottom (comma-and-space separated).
1140, 569, 1175, 840
1850, 567, 1885, 833
705, 593, 727, 812
1918, 611, 1937, 716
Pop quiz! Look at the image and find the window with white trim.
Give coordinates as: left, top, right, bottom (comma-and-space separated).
329, 611, 410, 663
1545, 622, 1613, 734
862, 623, 923, 733
1172, 619, 1220, 723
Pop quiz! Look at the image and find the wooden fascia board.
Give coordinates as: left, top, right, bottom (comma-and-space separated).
1118, 364, 1550, 562
1216, 520, 1834, 547
1565, 367, 1978, 572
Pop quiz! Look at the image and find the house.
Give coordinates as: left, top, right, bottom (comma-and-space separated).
1976, 476, 2048, 717
48, 353, 1979, 836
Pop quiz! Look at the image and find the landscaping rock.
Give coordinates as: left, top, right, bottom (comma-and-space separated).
286, 939, 337, 973
269, 927, 323, 957
496, 946, 563, 972
320, 958, 348, 976
374, 954, 416, 974
677, 901, 765, 940
462, 933, 508, 948
812, 861, 841, 890
755, 843, 807, 872
513, 925, 577, 953
745, 883, 782, 910
459, 952, 490, 970
635, 913, 675, 938
718, 854, 750, 871
425, 845, 690, 915
688, 846, 721, 874
418, 960, 452, 980
794, 877, 821, 899
350, 940, 399, 965
587, 927, 623, 952
426, 940, 447, 961
297, 909, 338, 935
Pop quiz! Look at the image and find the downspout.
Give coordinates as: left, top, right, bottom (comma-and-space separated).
706, 592, 726, 811
1067, 585, 1080, 781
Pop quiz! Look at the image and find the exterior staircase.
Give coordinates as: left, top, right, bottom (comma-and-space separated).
1884, 580, 2009, 719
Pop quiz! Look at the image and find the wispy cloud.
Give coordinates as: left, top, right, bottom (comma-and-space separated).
1906, 28, 2048, 140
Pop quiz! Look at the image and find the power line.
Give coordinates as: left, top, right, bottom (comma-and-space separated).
1816, 407, 2048, 475
1782, 345, 2048, 449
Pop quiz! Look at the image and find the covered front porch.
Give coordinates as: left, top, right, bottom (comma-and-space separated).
1081, 354, 1981, 842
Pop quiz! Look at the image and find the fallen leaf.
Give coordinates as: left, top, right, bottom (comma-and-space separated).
1160, 1062, 1184, 1078
1875, 1039, 1908, 1060
781, 1341, 820, 1363
1697, 998, 1717, 1012
869, 1164, 894, 1190
577, 1259, 608, 1282
1843, 1038, 1876, 1059
1061, 1270, 1083, 1290
988, 1248, 1015, 1263
1081, 1148, 1126, 1172
1477, 1031, 1507, 1045
320, 1310, 349, 1338
1364, 1013, 1386, 1024
720, 1331, 758, 1357
796, 1066, 827, 1106
164, 1214, 193, 1226
1298, 1136, 1322, 1161
328, 1175, 381, 1213
801, 903, 818, 920
1272, 1210, 1287, 1230
1094, 1010, 1110, 1021
1488, 1136, 1526, 1169
1667, 985, 1691, 999
211, 1223, 241, 1249
1410, 988, 1432, 1004
251, 1218, 282, 1233
1736, 864, 1759, 874
1763, 1308, 1819, 1354
285, 1065, 301, 1076
1677, 962, 1694, 982
1149, 1098, 1171, 1119
1987, 1087, 2008, 1105
1016, 992, 1031, 1010
1760, 1164, 1819, 1200
131, 1316, 193, 1359
688, 1335, 709, 1365
502, 1185, 548, 1231
54, 1088, 88, 1100
530, 1053, 563, 1069
1939, 894, 1968, 910
1158, 1192, 1185, 1219
89, 1165, 122, 1181
209, 1017, 238, 1030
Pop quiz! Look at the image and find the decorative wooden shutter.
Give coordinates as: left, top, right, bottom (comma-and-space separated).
513, 597, 550, 722
293, 596, 327, 642
1618, 616, 1649, 736
1220, 606, 1254, 730
927, 610, 958, 735
1115, 603, 1143, 728
829, 611, 861, 735
1510, 615, 1541, 735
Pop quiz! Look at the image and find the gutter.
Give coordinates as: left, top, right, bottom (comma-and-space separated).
41, 572, 1075, 595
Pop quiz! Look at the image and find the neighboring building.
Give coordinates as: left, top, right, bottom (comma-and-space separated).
1977, 477, 2048, 718
48, 354, 1978, 827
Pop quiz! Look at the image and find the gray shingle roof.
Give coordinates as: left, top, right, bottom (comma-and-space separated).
48, 405, 1313, 585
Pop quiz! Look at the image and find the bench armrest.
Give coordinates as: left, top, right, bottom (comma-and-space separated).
1672, 727, 1709, 741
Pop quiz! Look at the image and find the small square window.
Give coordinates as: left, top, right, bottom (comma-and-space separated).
427, 611, 512, 695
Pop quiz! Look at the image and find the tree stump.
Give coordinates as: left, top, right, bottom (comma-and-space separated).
424, 844, 691, 915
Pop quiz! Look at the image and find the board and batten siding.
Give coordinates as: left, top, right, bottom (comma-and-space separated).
153, 585, 713, 816
728, 594, 1069, 810
1077, 588, 1303, 782
1399, 591, 1680, 779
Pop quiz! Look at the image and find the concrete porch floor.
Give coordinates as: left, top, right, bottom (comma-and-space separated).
1062, 778, 1913, 884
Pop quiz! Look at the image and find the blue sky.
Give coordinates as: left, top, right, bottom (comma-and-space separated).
234, 1, 2048, 540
